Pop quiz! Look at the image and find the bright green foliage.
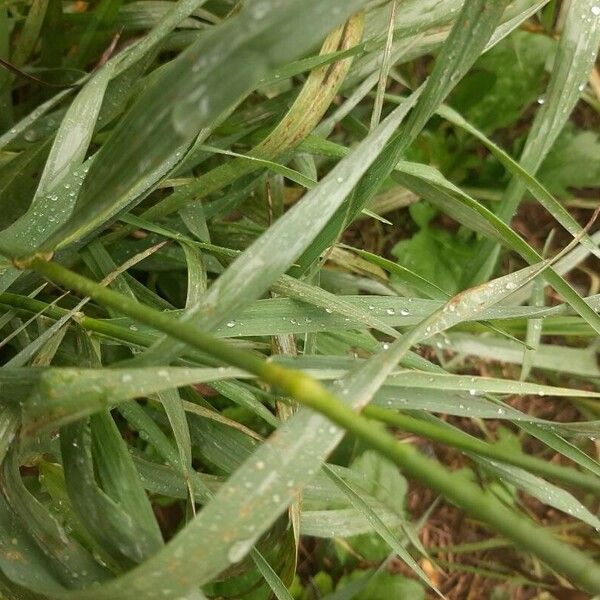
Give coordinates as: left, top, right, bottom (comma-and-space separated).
0, 1, 598, 599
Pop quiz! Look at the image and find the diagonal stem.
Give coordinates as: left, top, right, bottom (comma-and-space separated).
23, 256, 600, 594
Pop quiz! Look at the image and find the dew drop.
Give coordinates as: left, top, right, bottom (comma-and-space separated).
386, 308, 395, 315
592, 5, 600, 16
227, 539, 253, 564
226, 320, 236, 328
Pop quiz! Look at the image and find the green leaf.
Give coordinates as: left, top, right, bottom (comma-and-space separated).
90, 411, 164, 549
350, 451, 407, 518
295, 0, 512, 272
538, 125, 600, 196
0, 62, 113, 258
1, 448, 111, 588
391, 222, 474, 295
324, 467, 433, 593
137, 90, 419, 365
449, 30, 554, 132
472, 0, 600, 282
60, 419, 161, 566
477, 457, 600, 530
40, 0, 369, 252
335, 570, 424, 600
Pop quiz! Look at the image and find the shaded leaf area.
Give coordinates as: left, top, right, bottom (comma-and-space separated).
0, 1, 598, 600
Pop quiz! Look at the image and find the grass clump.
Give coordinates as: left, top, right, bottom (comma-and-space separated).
0, 1, 599, 598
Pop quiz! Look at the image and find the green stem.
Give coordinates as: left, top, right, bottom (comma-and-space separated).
4, 288, 598, 494
6, 290, 599, 491
23, 257, 600, 593
0, 292, 217, 365
363, 406, 600, 494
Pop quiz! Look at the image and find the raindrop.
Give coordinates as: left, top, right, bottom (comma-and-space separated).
227, 539, 253, 564
536, 96, 545, 105
226, 320, 236, 328
386, 308, 395, 315
592, 5, 600, 16
469, 389, 477, 396
400, 308, 410, 316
